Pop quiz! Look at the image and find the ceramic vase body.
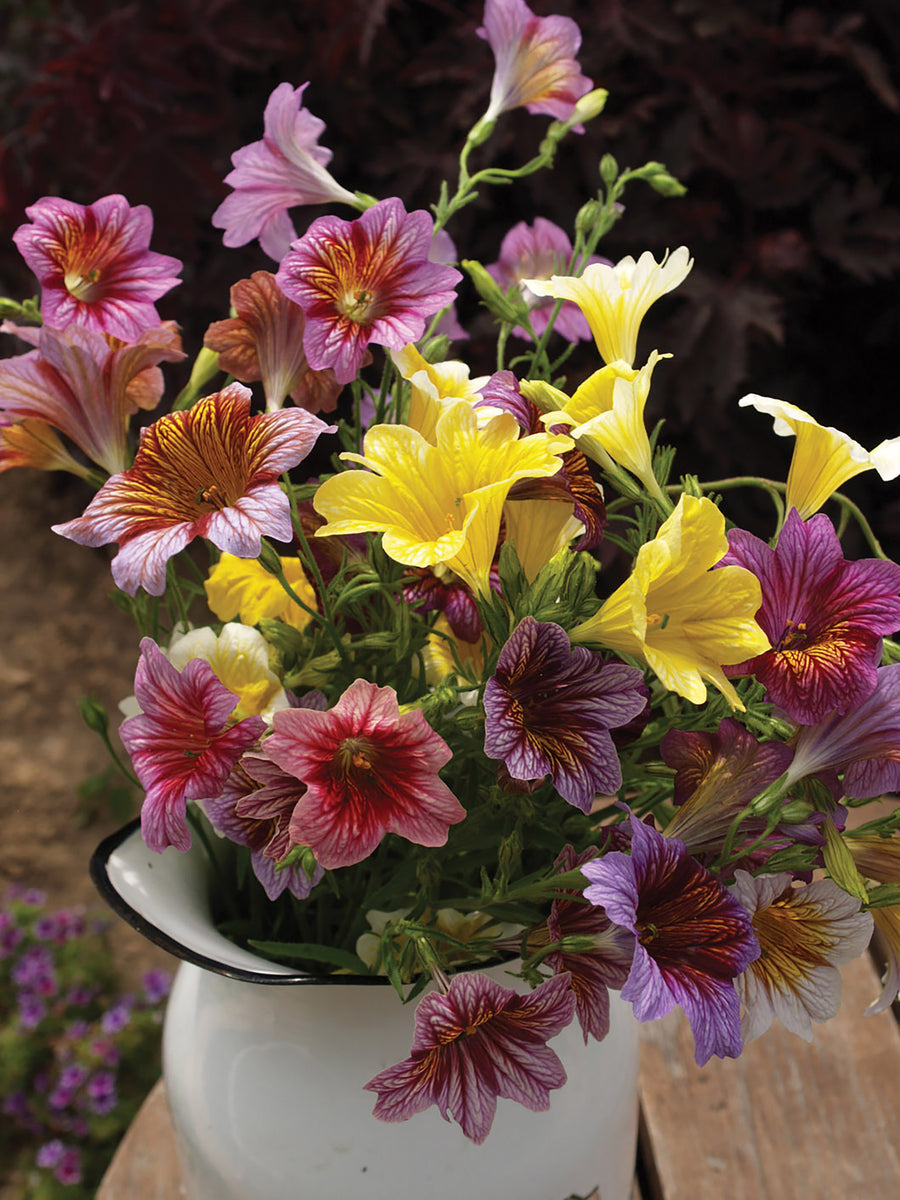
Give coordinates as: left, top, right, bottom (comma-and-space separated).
93, 823, 640, 1200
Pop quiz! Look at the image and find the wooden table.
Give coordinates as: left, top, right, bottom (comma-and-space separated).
99, 953, 900, 1199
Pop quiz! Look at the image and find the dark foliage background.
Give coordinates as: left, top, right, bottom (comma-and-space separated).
1, 0, 898, 550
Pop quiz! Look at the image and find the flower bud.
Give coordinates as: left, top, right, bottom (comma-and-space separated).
570, 88, 608, 126
462, 260, 526, 325
599, 154, 619, 187
79, 694, 109, 736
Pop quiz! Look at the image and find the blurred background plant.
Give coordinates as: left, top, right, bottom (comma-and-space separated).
0, 888, 170, 1198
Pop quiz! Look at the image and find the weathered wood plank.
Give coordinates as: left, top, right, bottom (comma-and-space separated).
96, 1080, 184, 1200
637, 952, 900, 1199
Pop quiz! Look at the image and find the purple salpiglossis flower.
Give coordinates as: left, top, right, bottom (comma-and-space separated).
203, 753, 323, 901
52, 383, 334, 596
582, 815, 760, 1065
473, 369, 536, 428
276, 197, 461, 385
722, 508, 900, 724
364, 970, 575, 1144
0, 320, 184, 475
119, 638, 266, 853
484, 617, 647, 810
786, 662, 900, 798
544, 845, 634, 1042
477, 0, 593, 126
13, 194, 182, 340
211, 82, 358, 262
486, 218, 602, 342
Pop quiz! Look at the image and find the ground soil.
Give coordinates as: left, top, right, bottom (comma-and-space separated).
1, 470, 172, 1193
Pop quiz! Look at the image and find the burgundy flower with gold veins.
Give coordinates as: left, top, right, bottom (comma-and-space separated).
52, 382, 334, 595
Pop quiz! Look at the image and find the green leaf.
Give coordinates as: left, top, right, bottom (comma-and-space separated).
247, 940, 370, 975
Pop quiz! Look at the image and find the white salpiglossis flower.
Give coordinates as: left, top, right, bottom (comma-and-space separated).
730, 870, 873, 1044
166, 621, 289, 724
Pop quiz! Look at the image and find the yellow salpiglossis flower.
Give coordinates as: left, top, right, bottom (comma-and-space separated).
503, 496, 584, 582
525, 352, 666, 504
523, 246, 692, 366
313, 401, 572, 597
739, 394, 900, 519
205, 553, 317, 630
572, 494, 770, 709
167, 622, 289, 722
390, 344, 490, 441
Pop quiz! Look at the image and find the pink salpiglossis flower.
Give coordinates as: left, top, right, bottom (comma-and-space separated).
543, 845, 634, 1043
364, 970, 575, 1144
275, 197, 462, 385
263, 678, 466, 869
582, 814, 760, 1065
0, 321, 184, 475
484, 617, 647, 810
786, 663, 900, 799
203, 754, 323, 901
477, 0, 593, 126
722, 508, 900, 724
52, 382, 334, 596
211, 82, 358, 262
486, 218, 600, 341
13, 195, 182, 341
119, 639, 266, 853
203, 271, 344, 413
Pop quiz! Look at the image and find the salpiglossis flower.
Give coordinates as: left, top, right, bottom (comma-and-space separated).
119, 638, 266, 853
203, 271, 342, 413
477, 0, 593, 126
166, 622, 289, 722
205, 552, 317, 630
582, 815, 760, 1065
211, 82, 359, 261
524, 247, 693, 367
364, 970, 575, 1144
572, 494, 770, 708
730, 871, 872, 1043
52, 383, 334, 596
276, 198, 462, 385
0, 321, 184, 475
723, 508, 900, 724
313, 399, 572, 597
739, 394, 900, 519
263, 678, 466, 869
13, 195, 183, 340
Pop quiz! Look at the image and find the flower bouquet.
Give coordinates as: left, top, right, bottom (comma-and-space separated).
3, 0, 900, 1161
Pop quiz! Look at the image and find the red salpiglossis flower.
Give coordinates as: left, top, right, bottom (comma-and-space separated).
723, 507, 900, 724
364, 970, 575, 1144
263, 678, 466, 869
13, 194, 183, 341
52, 382, 334, 596
275, 197, 461, 385
119, 639, 266, 854
582, 814, 760, 1066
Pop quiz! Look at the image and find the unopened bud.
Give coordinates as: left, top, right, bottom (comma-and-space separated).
570, 88, 608, 126
79, 694, 109, 736
599, 154, 619, 187
462, 260, 526, 324
575, 199, 603, 238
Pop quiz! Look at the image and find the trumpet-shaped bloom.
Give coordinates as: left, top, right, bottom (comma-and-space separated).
730, 871, 872, 1043
313, 400, 572, 597
572, 494, 770, 708
276, 198, 461, 385
542, 845, 635, 1042
0, 322, 184, 475
739, 395, 900, 519
786, 663, 900, 797
485, 218, 597, 341
13, 195, 182, 340
211, 82, 358, 261
524, 247, 693, 367
166, 622, 289, 722
203, 271, 342, 413
52, 383, 334, 596
364, 971, 575, 1144
723, 508, 900, 724
390, 343, 490, 442
205, 552, 317, 630
263, 678, 466, 869
484, 617, 647, 809
0, 419, 90, 478
119, 638, 266, 853
203, 754, 322, 901
582, 815, 760, 1065
477, 0, 593, 125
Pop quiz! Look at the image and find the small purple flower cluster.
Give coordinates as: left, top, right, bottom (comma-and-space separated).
0, 889, 171, 1194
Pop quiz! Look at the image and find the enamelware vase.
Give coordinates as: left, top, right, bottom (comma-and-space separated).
92, 820, 640, 1200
